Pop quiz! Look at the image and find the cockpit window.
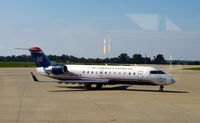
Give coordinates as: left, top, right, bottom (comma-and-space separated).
150, 71, 165, 74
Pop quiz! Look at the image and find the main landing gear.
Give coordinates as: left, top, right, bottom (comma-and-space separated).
159, 85, 164, 92
96, 84, 103, 89
84, 84, 103, 90
84, 84, 92, 90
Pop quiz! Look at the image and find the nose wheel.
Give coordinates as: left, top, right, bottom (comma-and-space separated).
159, 85, 164, 92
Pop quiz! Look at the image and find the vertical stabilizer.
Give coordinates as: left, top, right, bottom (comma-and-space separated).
29, 47, 51, 67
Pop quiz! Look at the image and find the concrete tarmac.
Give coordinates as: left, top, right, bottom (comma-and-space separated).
0, 66, 200, 123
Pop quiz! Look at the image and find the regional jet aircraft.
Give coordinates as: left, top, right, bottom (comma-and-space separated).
28, 47, 175, 91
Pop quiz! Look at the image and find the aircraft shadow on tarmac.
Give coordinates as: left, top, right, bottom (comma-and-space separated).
48, 85, 189, 93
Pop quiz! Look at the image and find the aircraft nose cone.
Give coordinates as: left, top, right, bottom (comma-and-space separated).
170, 78, 176, 84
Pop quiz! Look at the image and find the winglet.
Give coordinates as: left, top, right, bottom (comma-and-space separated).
31, 72, 39, 82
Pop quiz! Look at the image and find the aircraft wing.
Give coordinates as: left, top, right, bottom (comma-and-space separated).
31, 73, 109, 84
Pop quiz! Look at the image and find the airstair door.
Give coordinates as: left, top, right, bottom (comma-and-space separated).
138, 71, 143, 79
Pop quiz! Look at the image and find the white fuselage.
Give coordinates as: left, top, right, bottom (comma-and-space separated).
36, 65, 175, 86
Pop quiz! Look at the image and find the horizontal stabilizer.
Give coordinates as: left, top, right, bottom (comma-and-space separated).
15, 48, 29, 50
31, 72, 38, 82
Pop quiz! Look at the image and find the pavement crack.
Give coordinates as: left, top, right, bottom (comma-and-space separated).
81, 92, 120, 123
16, 75, 28, 123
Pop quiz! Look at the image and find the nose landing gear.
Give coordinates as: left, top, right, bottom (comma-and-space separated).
159, 85, 164, 92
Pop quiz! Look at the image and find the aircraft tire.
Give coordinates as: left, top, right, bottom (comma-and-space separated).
159, 85, 164, 92
85, 84, 92, 90
96, 84, 103, 89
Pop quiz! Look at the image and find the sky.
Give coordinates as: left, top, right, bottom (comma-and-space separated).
0, 0, 200, 60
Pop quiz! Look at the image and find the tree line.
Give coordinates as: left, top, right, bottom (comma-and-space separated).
0, 53, 199, 65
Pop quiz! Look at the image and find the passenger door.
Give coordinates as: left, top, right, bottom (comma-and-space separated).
138, 71, 143, 79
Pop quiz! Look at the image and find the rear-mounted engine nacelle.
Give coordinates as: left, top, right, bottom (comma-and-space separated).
45, 65, 68, 75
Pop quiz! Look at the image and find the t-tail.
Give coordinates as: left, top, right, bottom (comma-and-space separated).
29, 47, 67, 75
29, 47, 51, 67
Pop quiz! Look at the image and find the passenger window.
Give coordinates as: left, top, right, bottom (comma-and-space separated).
83, 71, 85, 74
87, 71, 89, 74
129, 72, 131, 75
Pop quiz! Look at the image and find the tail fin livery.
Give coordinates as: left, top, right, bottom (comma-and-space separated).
29, 47, 51, 67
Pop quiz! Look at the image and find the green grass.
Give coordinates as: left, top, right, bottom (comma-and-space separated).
183, 67, 200, 71
0, 62, 36, 67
